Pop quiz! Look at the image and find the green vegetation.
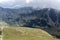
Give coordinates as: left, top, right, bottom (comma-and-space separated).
3, 27, 57, 40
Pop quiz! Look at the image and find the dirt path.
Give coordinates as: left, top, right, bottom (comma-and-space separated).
0, 27, 3, 40
0, 35, 2, 40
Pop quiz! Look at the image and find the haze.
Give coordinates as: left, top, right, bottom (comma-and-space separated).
0, 0, 60, 9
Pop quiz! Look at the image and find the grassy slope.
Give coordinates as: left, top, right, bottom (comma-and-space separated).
3, 27, 57, 40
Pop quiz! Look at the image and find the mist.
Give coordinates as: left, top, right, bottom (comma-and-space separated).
0, 0, 60, 9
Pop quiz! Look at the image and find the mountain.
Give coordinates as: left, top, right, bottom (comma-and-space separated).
0, 7, 60, 38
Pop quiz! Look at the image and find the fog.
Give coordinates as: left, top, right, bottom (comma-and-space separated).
0, 0, 60, 9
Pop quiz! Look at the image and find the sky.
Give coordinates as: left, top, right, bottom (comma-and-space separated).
0, 0, 60, 9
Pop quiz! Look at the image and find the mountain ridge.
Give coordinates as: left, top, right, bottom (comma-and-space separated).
0, 7, 60, 38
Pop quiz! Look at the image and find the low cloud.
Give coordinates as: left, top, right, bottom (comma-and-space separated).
0, 0, 60, 9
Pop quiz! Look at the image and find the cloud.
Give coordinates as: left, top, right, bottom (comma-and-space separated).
0, 0, 60, 9
0, 0, 15, 7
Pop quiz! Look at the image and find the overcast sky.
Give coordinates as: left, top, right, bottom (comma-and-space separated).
0, 0, 60, 9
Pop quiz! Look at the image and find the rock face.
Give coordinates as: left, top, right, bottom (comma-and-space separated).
0, 27, 1, 35
0, 7, 60, 38
0, 28, 2, 40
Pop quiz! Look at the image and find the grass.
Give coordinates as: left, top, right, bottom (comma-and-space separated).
3, 27, 58, 40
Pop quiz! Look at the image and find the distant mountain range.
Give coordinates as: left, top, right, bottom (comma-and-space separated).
0, 7, 60, 38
